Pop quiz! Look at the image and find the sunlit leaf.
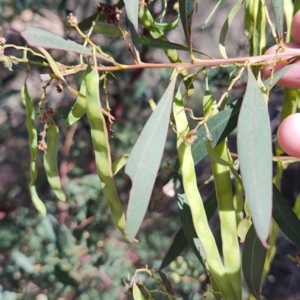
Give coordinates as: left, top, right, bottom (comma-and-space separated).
242, 225, 266, 300
237, 218, 252, 243
133, 282, 145, 300
37, 47, 66, 83
125, 75, 177, 241
21, 27, 115, 63
237, 67, 272, 247
112, 154, 129, 175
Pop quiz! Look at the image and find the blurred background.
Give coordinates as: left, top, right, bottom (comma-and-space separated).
0, 0, 300, 299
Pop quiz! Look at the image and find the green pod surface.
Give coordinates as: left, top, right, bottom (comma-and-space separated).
173, 89, 238, 300
84, 63, 127, 238
44, 120, 67, 202
65, 70, 88, 126
153, 15, 180, 32
138, 6, 155, 30
21, 84, 47, 216
203, 91, 241, 297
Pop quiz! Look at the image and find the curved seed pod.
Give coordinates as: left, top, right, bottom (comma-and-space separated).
173, 89, 238, 300
138, 6, 155, 30
203, 90, 241, 296
153, 15, 180, 32
44, 120, 67, 202
21, 84, 47, 216
84, 63, 127, 239
65, 70, 88, 126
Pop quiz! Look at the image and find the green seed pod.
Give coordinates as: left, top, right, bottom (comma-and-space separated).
139, 6, 155, 30
44, 120, 67, 202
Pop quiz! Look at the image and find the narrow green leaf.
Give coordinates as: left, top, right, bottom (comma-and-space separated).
178, 0, 195, 50
37, 47, 66, 83
242, 225, 266, 300
191, 98, 242, 166
237, 67, 272, 247
94, 22, 123, 37
125, 75, 177, 241
123, 0, 140, 61
177, 191, 218, 268
273, 185, 300, 248
203, 0, 222, 28
159, 227, 188, 270
21, 27, 115, 63
294, 0, 300, 12
189, 72, 290, 169
219, 0, 245, 58
271, 0, 284, 40
263, 64, 294, 89
78, 13, 105, 31
157, 270, 175, 296
112, 154, 129, 175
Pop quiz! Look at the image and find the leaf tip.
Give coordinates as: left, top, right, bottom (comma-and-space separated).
261, 240, 270, 249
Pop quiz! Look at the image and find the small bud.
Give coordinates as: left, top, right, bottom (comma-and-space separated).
67, 13, 78, 26
0, 37, 6, 45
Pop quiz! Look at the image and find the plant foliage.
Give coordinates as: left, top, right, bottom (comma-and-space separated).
1, 0, 300, 299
